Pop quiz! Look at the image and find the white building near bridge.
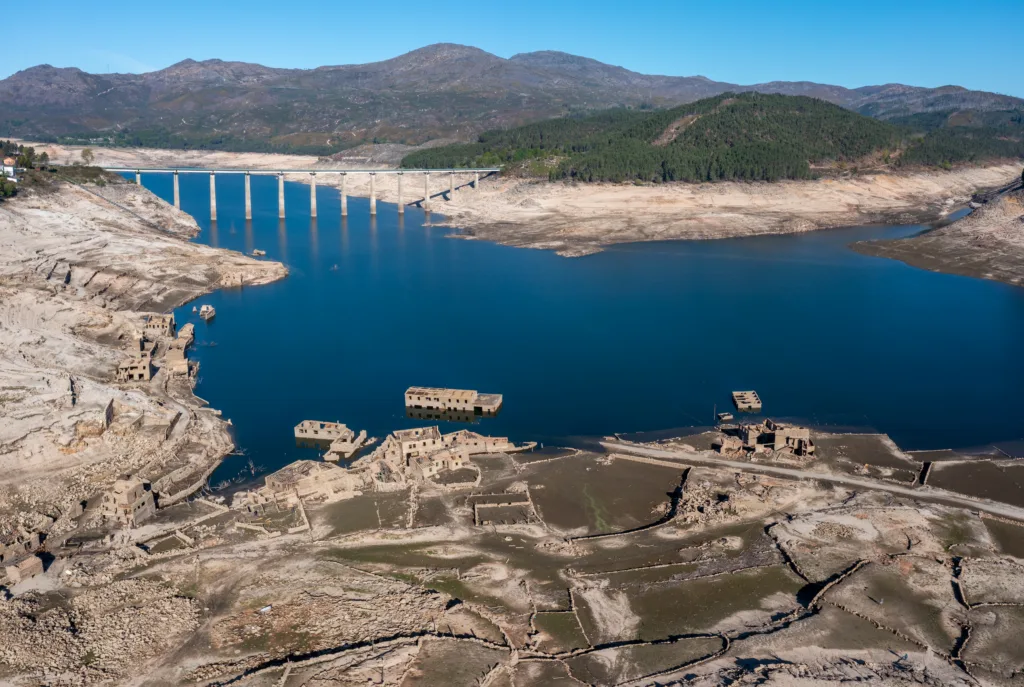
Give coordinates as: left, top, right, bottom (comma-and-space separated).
1, 157, 18, 182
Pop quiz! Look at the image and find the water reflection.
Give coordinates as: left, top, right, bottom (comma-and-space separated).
405, 406, 501, 424
277, 219, 287, 261
295, 437, 333, 452
310, 218, 319, 263
209, 221, 219, 247
244, 220, 254, 256
369, 215, 379, 272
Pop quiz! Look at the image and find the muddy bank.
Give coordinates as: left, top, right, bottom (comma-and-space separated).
0, 175, 286, 540
853, 183, 1024, 288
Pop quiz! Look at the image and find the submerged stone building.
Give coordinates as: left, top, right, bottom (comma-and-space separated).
404, 387, 503, 415
294, 420, 369, 460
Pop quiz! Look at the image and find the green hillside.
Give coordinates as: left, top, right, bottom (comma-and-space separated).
884, 108, 1024, 167
402, 92, 1024, 182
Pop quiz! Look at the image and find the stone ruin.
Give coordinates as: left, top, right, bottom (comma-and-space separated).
353, 426, 516, 488
143, 313, 176, 339
99, 475, 156, 528
717, 418, 815, 459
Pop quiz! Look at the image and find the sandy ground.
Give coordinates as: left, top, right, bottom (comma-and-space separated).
0, 177, 285, 540
25, 140, 383, 171
438, 164, 1023, 256
23, 142, 1021, 259
854, 184, 1024, 287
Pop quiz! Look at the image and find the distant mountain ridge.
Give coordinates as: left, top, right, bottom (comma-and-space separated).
2, 43, 1021, 153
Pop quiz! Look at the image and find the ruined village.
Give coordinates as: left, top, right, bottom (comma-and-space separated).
1, 137, 1023, 687
3, 293, 1024, 686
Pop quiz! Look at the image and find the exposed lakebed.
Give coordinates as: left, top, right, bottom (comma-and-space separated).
126, 172, 1024, 486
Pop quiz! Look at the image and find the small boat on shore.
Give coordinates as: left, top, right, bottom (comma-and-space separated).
199, 304, 216, 321
252, 249, 266, 257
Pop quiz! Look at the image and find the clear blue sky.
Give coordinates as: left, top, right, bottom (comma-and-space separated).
5, 0, 1023, 97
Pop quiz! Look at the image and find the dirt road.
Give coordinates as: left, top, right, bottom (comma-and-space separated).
602, 440, 1024, 521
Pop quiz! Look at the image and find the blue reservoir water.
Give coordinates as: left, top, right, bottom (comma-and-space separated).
132, 173, 1024, 486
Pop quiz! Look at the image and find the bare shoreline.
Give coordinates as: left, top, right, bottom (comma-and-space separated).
19, 140, 1023, 270
0, 175, 287, 544
852, 183, 1024, 288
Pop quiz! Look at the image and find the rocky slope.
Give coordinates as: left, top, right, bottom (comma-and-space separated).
0, 176, 286, 542
2, 43, 1021, 150
853, 182, 1024, 287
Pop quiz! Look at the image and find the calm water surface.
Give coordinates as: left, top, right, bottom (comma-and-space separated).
132, 173, 1024, 485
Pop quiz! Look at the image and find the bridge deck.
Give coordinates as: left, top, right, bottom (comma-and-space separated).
100, 167, 501, 175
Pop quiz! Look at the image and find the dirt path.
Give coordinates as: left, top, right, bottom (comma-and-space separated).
602, 440, 1024, 521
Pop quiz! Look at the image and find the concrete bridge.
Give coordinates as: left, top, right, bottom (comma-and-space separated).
102, 167, 501, 221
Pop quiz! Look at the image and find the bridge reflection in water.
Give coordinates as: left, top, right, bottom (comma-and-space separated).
102, 166, 500, 221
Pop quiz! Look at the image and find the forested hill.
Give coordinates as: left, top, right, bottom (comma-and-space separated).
401, 93, 1024, 183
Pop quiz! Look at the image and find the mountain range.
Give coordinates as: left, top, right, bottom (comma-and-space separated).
2, 43, 1022, 153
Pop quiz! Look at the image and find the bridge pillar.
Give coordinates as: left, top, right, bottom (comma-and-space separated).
244, 172, 252, 220
449, 172, 455, 199
310, 173, 317, 218
135, 170, 141, 186
474, 172, 479, 189
173, 171, 180, 209
340, 173, 348, 217
397, 172, 404, 214
278, 173, 285, 219
424, 172, 431, 211
210, 172, 217, 221
369, 173, 377, 216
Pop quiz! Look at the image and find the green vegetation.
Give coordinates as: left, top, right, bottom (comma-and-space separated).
900, 127, 1024, 167
887, 108, 1024, 132
0, 139, 126, 198
403, 93, 902, 182
885, 108, 1024, 167
402, 93, 1024, 182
